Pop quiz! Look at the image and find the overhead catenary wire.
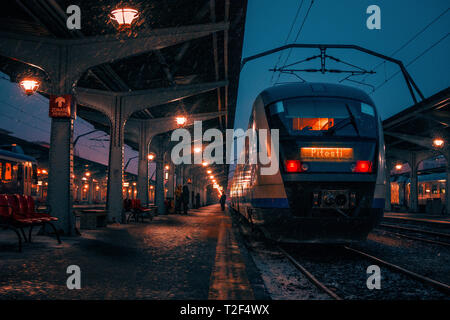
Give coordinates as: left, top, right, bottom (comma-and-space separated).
270, 0, 305, 83
274, 0, 315, 84
363, 7, 449, 83
371, 32, 449, 94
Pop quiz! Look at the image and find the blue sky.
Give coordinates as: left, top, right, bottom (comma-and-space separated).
235, 0, 449, 130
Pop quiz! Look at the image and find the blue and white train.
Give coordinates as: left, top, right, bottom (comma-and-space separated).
228, 82, 386, 243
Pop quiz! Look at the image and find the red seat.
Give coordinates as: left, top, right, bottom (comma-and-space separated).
5, 195, 36, 225
134, 199, 150, 212
0, 194, 12, 220
24, 195, 58, 222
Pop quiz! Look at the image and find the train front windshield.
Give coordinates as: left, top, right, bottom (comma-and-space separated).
269, 97, 378, 139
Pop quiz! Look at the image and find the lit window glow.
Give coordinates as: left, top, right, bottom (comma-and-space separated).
293, 118, 334, 131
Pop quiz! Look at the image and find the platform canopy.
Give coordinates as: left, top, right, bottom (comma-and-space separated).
383, 87, 450, 159
0, 0, 248, 188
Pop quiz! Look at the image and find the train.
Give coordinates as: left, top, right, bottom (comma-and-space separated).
228, 82, 386, 243
390, 172, 446, 214
0, 144, 37, 196
0, 144, 146, 205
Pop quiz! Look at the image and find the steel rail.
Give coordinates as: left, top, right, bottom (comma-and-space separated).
375, 228, 450, 247
379, 223, 450, 239
278, 246, 343, 300
344, 246, 450, 295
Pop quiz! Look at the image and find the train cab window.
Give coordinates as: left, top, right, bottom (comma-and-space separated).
269, 98, 377, 138
293, 118, 334, 131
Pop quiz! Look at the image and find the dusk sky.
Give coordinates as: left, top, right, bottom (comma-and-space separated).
0, 0, 448, 172
235, 0, 449, 130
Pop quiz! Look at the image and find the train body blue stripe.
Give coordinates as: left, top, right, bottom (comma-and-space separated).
372, 198, 385, 209
251, 198, 290, 208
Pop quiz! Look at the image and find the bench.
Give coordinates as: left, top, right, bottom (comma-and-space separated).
124, 199, 156, 223
0, 194, 61, 252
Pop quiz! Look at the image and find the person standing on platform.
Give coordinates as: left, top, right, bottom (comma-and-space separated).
195, 193, 200, 209
220, 194, 226, 211
175, 185, 182, 214
182, 184, 190, 215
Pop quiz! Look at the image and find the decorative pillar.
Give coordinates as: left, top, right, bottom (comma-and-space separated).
409, 153, 419, 213
48, 118, 75, 234
155, 147, 165, 215
385, 160, 392, 212
107, 118, 125, 222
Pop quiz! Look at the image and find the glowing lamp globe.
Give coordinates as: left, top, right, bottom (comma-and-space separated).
433, 138, 444, 148
20, 79, 39, 95
110, 8, 139, 29
176, 116, 187, 126
395, 164, 402, 170
148, 153, 155, 161
194, 147, 202, 153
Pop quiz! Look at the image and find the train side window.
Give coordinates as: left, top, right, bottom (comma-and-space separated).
4, 162, 12, 180
17, 164, 23, 181
32, 164, 38, 183
419, 185, 423, 195
432, 184, 438, 194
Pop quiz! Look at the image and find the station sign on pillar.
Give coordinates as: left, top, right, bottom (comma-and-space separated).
49, 94, 76, 119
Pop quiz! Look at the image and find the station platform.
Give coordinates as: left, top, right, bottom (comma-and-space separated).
0, 205, 266, 300
383, 212, 450, 228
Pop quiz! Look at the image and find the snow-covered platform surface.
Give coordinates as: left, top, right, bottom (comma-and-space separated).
0, 204, 268, 299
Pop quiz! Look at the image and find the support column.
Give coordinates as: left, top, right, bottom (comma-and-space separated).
48, 118, 75, 235
88, 178, 94, 204
107, 123, 124, 223
137, 155, 149, 206
446, 163, 450, 215
385, 160, 392, 212
137, 124, 152, 206
155, 151, 165, 215
167, 164, 175, 200
444, 150, 450, 215
409, 153, 419, 213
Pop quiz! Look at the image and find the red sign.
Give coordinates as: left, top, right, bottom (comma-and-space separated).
49, 95, 72, 118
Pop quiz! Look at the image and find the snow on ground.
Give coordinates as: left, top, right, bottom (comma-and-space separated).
248, 243, 331, 300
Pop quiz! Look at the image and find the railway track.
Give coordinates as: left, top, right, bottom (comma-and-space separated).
233, 209, 450, 299
278, 244, 450, 300
277, 246, 342, 300
376, 223, 450, 247
344, 246, 450, 295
